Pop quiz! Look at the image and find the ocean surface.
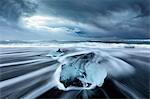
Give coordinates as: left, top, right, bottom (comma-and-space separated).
0, 41, 150, 99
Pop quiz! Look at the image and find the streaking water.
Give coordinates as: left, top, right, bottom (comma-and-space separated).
0, 42, 149, 99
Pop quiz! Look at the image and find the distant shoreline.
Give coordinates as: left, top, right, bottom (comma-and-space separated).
0, 39, 150, 44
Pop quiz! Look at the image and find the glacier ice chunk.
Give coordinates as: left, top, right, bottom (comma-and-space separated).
46, 49, 64, 59
59, 52, 107, 89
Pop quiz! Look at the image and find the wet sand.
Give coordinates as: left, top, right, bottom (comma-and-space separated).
0, 47, 149, 99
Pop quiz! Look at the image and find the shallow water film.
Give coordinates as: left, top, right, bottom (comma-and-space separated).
0, 42, 150, 99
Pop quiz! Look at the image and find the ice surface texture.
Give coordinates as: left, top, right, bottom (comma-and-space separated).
60, 52, 107, 88
53, 50, 135, 91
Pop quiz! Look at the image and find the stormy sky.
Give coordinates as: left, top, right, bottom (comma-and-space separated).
0, 0, 150, 40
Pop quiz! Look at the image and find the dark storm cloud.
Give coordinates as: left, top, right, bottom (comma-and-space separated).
0, 0, 149, 40
0, 0, 37, 22
0, 0, 40, 40
38, 0, 150, 39
41, 0, 150, 18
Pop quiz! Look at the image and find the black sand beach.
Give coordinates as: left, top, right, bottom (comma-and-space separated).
0, 47, 149, 99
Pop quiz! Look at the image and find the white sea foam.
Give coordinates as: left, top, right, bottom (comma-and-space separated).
0, 42, 150, 48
